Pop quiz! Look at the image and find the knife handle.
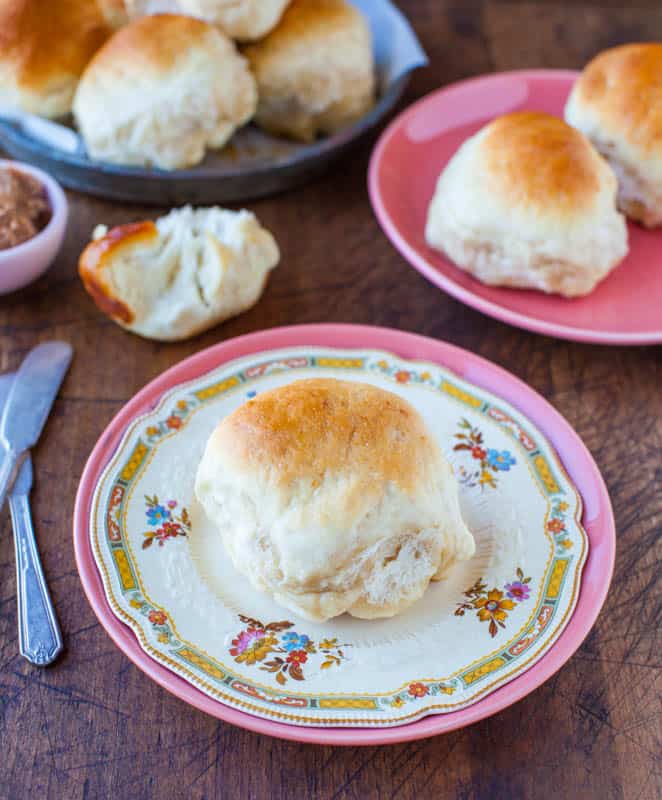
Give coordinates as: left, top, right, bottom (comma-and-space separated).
9, 492, 63, 666
0, 449, 18, 512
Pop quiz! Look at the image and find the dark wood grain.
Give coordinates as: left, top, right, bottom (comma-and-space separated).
0, 2, 660, 799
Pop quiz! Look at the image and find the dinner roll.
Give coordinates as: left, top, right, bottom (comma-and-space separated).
184, 0, 291, 40
73, 14, 257, 169
78, 205, 279, 341
126, 0, 291, 41
0, 0, 115, 118
426, 111, 628, 297
243, 0, 375, 142
565, 43, 662, 228
195, 379, 475, 623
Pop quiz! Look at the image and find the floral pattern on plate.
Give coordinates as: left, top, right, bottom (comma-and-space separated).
455, 568, 532, 638
385, 680, 457, 709
90, 345, 588, 727
452, 418, 517, 489
229, 616, 350, 685
142, 495, 190, 549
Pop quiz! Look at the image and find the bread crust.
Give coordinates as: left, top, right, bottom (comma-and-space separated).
482, 112, 601, 215
0, 0, 114, 117
426, 111, 629, 297
243, 0, 375, 142
79, 221, 158, 325
565, 43, 662, 227
181, 0, 291, 41
195, 379, 475, 622
568, 44, 662, 157
214, 378, 437, 498
125, 0, 291, 41
73, 14, 257, 168
78, 206, 279, 340
82, 12, 215, 75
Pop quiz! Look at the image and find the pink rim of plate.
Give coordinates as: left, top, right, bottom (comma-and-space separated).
368, 69, 662, 346
74, 324, 615, 745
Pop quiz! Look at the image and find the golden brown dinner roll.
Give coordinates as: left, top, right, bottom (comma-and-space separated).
0, 0, 115, 118
126, 0, 291, 41
78, 206, 279, 340
565, 43, 662, 227
73, 14, 257, 169
426, 111, 628, 297
195, 379, 475, 623
243, 0, 375, 142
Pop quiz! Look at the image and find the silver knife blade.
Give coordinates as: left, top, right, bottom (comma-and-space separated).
0, 376, 31, 496
1, 342, 72, 455
0, 342, 72, 510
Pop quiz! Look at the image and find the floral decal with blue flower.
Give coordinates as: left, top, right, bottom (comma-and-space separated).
281, 631, 311, 652
146, 504, 169, 526
486, 449, 517, 472
228, 616, 350, 685
453, 418, 517, 489
142, 495, 190, 549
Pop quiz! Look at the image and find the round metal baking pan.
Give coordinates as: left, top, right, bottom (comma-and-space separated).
0, 76, 410, 206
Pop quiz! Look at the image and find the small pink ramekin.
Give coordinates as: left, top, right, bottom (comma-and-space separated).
0, 158, 68, 294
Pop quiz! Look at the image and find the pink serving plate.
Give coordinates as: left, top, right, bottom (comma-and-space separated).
74, 325, 615, 745
369, 70, 662, 345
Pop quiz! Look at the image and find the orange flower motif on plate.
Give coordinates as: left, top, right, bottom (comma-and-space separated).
456, 568, 531, 638
547, 518, 565, 534
475, 590, 515, 636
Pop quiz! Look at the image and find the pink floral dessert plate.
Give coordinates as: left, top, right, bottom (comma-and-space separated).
368, 70, 662, 345
74, 325, 615, 744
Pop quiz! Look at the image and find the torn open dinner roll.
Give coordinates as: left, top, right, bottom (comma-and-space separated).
195, 378, 475, 623
78, 205, 279, 340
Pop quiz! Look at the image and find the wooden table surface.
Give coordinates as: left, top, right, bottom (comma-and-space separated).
1, 2, 660, 798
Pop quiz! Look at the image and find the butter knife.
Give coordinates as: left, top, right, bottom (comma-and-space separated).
0, 342, 73, 511
0, 373, 63, 665
9, 453, 63, 665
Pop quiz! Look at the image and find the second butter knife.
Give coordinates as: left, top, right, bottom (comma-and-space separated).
9, 453, 63, 665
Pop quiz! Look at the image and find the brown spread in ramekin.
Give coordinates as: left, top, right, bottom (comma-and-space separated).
0, 167, 51, 250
